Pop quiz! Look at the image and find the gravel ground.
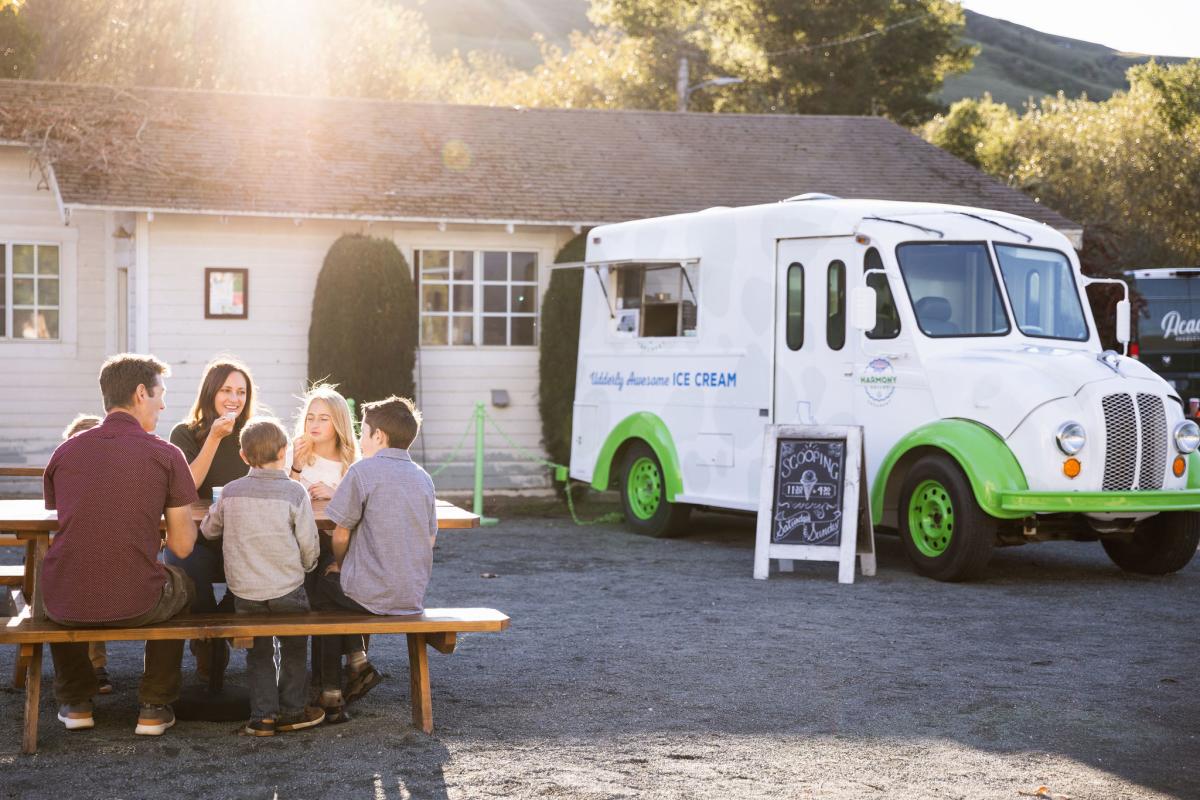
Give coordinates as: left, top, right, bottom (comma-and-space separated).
1, 504, 1198, 800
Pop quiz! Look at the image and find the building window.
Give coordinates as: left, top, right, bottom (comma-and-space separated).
3, 243, 60, 340
612, 262, 699, 338
417, 249, 539, 346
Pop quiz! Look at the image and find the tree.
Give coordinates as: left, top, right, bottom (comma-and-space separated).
584, 0, 974, 121
538, 233, 587, 468
923, 60, 1200, 271
308, 235, 418, 409
4, 0, 484, 102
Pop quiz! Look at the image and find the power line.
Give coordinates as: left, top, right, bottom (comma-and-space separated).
765, 12, 931, 57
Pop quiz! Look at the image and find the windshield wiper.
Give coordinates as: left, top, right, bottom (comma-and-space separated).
951, 211, 1033, 242
862, 216, 944, 238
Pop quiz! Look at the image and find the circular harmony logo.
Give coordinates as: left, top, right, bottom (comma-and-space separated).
860, 357, 897, 406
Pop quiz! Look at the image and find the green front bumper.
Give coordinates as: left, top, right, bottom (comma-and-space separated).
998, 490, 1200, 515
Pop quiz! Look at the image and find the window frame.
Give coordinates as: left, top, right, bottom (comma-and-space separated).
894, 240, 1012, 340
416, 247, 541, 348
864, 247, 901, 340
826, 259, 846, 351
786, 261, 804, 351
992, 242, 1091, 343
609, 261, 700, 340
0, 226, 77, 357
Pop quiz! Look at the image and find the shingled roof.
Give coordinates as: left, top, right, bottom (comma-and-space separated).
0, 79, 1077, 231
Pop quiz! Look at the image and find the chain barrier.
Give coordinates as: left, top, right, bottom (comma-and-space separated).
480, 407, 621, 526
424, 417, 475, 478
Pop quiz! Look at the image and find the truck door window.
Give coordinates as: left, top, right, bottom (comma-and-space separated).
613, 263, 699, 338
827, 260, 846, 351
897, 242, 1010, 338
994, 244, 1089, 341
863, 248, 900, 339
786, 262, 804, 350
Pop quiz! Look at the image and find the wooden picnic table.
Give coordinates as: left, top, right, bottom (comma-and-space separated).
0, 497, 478, 620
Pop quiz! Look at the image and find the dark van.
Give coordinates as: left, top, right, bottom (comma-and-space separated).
1126, 268, 1200, 407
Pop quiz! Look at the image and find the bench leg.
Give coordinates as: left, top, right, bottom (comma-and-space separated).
21, 643, 42, 755
406, 633, 433, 734
13, 641, 29, 690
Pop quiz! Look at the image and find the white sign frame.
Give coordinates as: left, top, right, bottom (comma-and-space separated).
753, 424, 876, 584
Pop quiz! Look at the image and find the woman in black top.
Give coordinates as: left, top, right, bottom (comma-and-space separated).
166, 358, 257, 684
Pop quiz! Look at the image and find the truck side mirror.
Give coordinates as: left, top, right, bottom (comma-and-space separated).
1115, 299, 1131, 346
850, 286, 878, 332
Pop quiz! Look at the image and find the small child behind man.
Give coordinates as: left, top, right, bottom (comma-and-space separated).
200, 417, 325, 736
313, 396, 436, 723
62, 414, 113, 695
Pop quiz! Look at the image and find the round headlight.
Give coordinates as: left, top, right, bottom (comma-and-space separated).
1055, 422, 1087, 455
1174, 420, 1200, 454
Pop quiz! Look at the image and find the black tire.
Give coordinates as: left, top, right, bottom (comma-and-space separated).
618, 441, 691, 538
1101, 512, 1200, 575
898, 454, 996, 581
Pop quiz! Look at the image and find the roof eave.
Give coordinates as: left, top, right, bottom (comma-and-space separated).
61, 201, 606, 230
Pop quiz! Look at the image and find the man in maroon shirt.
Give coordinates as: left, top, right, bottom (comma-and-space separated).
43, 353, 199, 735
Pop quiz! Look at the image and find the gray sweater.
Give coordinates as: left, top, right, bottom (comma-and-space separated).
200, 467, 319, 602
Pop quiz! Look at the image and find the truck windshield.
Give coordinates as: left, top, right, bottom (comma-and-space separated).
994, 245, 1089, 341
896, 243, 1009, 337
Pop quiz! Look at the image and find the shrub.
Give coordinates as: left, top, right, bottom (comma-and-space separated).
308, 234, 418, 409
538, 232, 587, 467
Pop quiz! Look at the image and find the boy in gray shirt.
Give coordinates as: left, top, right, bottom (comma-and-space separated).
201, 417, 325, 736
312, 396, 436, 723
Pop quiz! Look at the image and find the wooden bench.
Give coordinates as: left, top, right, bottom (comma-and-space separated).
0, 608, 510, 754
0, 565, 23, 586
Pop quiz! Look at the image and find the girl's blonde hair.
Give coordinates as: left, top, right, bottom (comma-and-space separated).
294, 384, 359, 475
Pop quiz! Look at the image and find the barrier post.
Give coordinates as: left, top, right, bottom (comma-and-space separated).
473, 402, 499, 526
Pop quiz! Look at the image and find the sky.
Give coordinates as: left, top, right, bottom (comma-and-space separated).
960, 0, 1200, 58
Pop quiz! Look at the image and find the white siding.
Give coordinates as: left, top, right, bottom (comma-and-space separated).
144, 215, 573, 490
0, 152, 578, 493
0, 148, 107, 485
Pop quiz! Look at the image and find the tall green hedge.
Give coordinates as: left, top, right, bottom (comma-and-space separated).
308, 234, 418, 407
538, 233, 587, 467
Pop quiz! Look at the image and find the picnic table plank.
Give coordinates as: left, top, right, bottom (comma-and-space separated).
0, 609, 510, 643
0, 498, 479, 532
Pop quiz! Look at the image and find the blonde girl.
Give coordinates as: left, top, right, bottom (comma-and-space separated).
288, 384, 360, 501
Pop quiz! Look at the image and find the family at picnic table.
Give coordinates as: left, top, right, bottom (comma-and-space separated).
40, 353, 437, 738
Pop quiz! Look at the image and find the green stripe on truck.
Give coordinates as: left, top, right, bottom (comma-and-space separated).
591, 412, 685, 501
872, 419, 1030, 521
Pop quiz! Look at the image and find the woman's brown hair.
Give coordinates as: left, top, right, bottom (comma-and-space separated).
184, 357, 256, 444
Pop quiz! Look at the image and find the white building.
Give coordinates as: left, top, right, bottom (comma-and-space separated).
0, 80, 1079, 490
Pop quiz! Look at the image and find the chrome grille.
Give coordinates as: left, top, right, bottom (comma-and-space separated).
1102, 393, 1137, 490
1136, 393, 1167, 490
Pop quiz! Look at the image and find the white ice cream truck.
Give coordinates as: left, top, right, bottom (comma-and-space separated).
566, 196, 1200, 581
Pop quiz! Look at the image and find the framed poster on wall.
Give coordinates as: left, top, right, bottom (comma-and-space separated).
205, 268, 248, 319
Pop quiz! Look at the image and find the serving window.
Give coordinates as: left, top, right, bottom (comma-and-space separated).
613, 262, 698, 338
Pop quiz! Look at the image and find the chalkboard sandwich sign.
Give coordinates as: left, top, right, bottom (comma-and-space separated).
753, 425, 876, 584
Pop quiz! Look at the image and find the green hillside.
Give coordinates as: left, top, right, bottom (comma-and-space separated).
403, 1, 1185, 108
942, 10, 1187, 108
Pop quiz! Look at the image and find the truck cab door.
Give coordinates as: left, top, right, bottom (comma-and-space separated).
850, 246, 930, 490
773, 238, 856, 426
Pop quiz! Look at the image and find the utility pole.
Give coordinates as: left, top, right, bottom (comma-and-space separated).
676, 56, 690, 113
676, 54, 744, 112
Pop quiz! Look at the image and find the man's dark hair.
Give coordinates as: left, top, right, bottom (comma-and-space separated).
98, 354, 169, 411
239, 417, 288, 467
362, 396, 421, 450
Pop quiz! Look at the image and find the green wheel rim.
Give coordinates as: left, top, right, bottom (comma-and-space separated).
626, 456, 663, 520
908, 479, 955, 557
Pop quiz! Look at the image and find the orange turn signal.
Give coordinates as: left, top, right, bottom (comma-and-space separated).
1173, 456, 1186, 478
1063, 458, 1081, 479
